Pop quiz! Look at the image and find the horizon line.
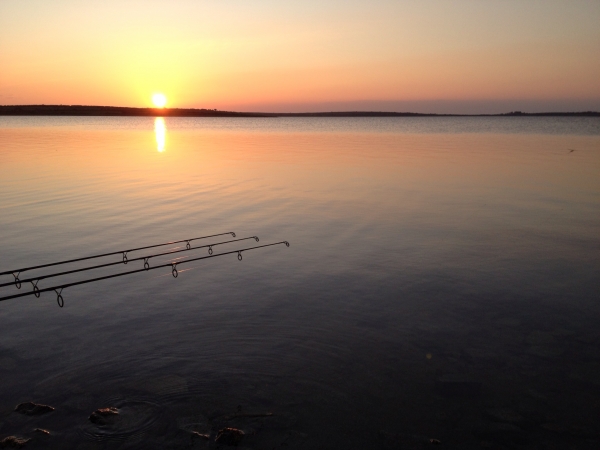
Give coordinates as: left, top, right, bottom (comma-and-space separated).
0, 104, 599, 118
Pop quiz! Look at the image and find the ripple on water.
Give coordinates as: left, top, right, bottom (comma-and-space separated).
80, 400, 164, 443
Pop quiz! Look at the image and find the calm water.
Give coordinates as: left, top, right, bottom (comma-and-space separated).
0, 117, 599, 449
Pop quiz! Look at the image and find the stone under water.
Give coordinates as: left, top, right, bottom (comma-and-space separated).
215, 427, 245, 446
14, 402, 55, 416
88, 407, 119, 425
0, 436, 31, 448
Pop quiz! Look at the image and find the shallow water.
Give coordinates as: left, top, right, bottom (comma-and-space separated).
0, 116, 599, 449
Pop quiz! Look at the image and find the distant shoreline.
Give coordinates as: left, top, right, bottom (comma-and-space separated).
0, 105, 598, 117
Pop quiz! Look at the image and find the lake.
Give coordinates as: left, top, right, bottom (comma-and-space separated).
1, 116, 599, 449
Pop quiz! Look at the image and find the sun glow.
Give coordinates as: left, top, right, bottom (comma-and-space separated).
155, 117, 166, 152
152, 93, 167, 108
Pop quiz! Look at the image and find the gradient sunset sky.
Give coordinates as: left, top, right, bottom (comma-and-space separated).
1, 0, 599, 113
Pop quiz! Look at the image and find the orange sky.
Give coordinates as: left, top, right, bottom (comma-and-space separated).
1, 0, 599, 113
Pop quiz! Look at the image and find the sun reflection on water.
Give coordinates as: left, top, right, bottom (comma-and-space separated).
154, 117, 166, 152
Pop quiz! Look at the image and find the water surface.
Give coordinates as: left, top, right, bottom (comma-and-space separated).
1, 117, 599, 449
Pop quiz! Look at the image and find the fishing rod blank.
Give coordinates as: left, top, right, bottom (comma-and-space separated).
0, 236, 259, 292
0, 232, 236, 285
0, 241, 290, 307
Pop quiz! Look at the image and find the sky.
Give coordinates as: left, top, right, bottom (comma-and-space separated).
1, 0, 599, 113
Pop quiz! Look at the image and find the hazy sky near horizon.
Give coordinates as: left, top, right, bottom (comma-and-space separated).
1, 0, 599, 113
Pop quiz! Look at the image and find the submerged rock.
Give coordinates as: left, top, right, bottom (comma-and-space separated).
84, 401, 161, 440
215, 427, 245, 446
33, 429, 50, 436
191, 431, 210, 439
89, 407, 119, 425
14, 402, 55, 416
0, 436, 31, 448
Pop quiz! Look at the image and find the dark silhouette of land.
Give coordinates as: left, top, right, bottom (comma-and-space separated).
0, 105, 598, 117
0, 105, 269, 117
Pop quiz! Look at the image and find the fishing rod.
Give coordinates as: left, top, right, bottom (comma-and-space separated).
0, 236, 259, 292
0, 232, 236, 286
0, 241, 290, 307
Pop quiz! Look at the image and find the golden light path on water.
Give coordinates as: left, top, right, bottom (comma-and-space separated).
154, 117, 166, 152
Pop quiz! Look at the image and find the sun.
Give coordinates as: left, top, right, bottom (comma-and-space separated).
152, 93, 167, 108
